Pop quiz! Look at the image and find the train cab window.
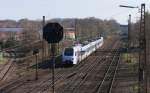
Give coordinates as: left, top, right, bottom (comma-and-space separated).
64, 48, 74, 56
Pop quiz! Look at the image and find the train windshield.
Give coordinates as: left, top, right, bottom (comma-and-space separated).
64, 48, 74, 56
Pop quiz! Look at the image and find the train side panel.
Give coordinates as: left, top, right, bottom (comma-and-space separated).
62, 37, 104, 65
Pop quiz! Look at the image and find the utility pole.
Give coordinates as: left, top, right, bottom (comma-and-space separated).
119, 4, 147, 93
51, 44, 56, 93
75, 19, 77, 42
33, 49, 39, 80
127, 14, 131, 63
42, 16, 45, 60
128, 14, 131, 48
35, 53, 38, 80
139, 3, 146, 93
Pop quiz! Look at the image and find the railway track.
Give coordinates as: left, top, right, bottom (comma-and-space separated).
13, 50, 102, 93
9, 51, 119, 93
4, 55, 92, 93
59, 56, 103, 93
0, 37, 121, 93
0, 40, 47, 93
0, 58, 36, 92
62, 57, 110, 93
68, 53, 118, 93
0, 59, 13, 82
56, 52, 120, 93
94, 52, 120, 93
0, 76, 28, 93
17, 43, 108, 93
25, 56, 96, 93
28, 38, 120, 93
55, 40, 121, 93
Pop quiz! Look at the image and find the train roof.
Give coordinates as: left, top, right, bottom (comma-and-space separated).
64, 37, 103, 50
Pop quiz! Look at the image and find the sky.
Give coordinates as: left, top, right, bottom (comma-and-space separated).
0, 0, 149, 24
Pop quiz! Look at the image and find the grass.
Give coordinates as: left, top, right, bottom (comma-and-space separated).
122, 52, 139, 72
122, 53, 139, 93
130, 82, 139, 93
0, 52, 6, 64
28, 55, 62, 69
122, 53, 139, 65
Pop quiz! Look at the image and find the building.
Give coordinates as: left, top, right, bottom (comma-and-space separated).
0, 28, 23, 41
120, 25, 128, 39
64, 28, 75, 40
120, 25, 128, 35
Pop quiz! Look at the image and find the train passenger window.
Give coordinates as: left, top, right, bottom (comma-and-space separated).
64, 48, 74, 56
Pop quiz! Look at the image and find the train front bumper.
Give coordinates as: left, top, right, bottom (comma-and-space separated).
62, 60, 73, 65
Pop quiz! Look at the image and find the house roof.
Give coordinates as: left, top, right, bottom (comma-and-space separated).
0, 28, 23, 32
64, 28, 75, 31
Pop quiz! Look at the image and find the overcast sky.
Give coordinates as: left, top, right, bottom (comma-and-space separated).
0, 0, 149, 24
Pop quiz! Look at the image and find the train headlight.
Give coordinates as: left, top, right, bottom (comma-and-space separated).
72, 58, 74, 61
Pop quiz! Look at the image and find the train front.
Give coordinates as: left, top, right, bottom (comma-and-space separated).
62, 48, 74, 65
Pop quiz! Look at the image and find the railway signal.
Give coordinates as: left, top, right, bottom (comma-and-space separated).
43, 23, 64, 93
43, 23, 63, 44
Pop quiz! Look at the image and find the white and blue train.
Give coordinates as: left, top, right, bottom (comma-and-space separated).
62, 37, 104, 65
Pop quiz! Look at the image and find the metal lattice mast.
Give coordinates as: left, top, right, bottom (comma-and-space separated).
139, 3, 147, 93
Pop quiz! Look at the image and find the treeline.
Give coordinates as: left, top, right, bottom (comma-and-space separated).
0, 17, 121, 58
51, 17, 121, 42
0, 17, 121, 50
0, 19, 42, 48
0, 17, 121, 41
130, 12, 150, 47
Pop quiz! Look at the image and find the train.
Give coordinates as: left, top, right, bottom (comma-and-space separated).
62, 37, 104, 65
